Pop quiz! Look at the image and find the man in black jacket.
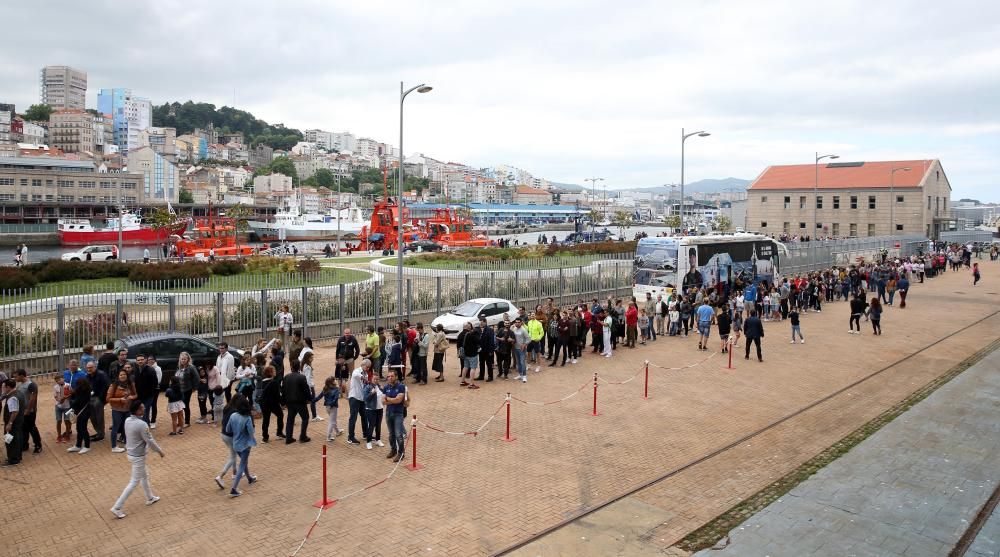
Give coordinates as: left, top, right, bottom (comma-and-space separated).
336, 329, 360, 372
743, 311, 765, 362
134, 356, 159, 424
461, 323, 481, 389
476, 317, 496, 382
84, 362, 110, 442
281, 366, 311, 444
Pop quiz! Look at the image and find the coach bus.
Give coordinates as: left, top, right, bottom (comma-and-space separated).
632, 234, 786, 300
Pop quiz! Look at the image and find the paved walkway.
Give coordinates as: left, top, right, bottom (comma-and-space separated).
694, 345, 1000, 557
1, 260, 998, 557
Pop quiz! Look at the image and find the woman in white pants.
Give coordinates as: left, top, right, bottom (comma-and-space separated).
111, 400, 165, 518
601, 311, 613, 358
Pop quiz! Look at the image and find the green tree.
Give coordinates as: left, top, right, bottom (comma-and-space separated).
663, 215, 681, 229
23, 104, 53, 121
267, 156, 298, 185
178, 188, 194, 204
228, 203, 254, 257
147, 207, 180, 260
587, 209, 603, 225
716, 215, 732, 233
313, 168, 336, 189
612, 210, 633, 236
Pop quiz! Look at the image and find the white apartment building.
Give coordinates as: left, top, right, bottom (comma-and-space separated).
331, 131, 356, 152
304, 129, 334, 151
20, 121, 46, 145
251, 173, 293, 196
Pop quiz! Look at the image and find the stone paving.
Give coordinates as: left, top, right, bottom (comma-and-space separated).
692, 345, 1000, 557
1, 260, 998, 557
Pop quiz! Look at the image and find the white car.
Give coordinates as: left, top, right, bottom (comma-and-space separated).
61, 244, 117, 261
431, 297, 517, 339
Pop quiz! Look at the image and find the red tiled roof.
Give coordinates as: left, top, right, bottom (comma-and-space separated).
516, 185, 549, 195
749, 160, 934, 190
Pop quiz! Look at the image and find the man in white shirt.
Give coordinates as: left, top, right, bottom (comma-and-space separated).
110, 400, 164, 518
274, 305, 293, 346
346, 360, 370, 445
216, 342, 235, 403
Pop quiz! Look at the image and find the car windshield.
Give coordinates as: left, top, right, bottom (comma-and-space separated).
451, 302, 483, 317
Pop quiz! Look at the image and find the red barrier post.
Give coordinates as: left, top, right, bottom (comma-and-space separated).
643, 361, 649, 400
313, 444, 337, 509
405, 416, 423, 471
591, 372, 599, 416
728, 338, 733, 369
501, 393, 516, 442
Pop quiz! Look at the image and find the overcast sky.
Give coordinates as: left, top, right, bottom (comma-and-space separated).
4, 0, 999, 200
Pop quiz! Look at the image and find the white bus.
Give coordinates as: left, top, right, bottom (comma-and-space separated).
632, 234, 786, 300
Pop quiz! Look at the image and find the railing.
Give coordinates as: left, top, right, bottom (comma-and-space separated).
0, 262, 634, 376
386, 251, 635, 276
0, 223, 58, 233
780, 235, 929, 275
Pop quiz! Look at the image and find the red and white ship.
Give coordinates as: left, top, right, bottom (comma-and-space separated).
57, 211, 187, 246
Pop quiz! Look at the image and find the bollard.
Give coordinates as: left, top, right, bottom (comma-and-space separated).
643, 360, 649, 400
501, 393, 516, 442
313, 444, 337, 509
728, 338, 734, 369
591, 372, 599, 416
405, 416, 423, 471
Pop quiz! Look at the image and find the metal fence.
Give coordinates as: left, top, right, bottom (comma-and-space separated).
780, 235, 929, 275
938, 230, 996, 244
1, 260, 634, 376
0, 223, 58, 233
394, 251, 635, 275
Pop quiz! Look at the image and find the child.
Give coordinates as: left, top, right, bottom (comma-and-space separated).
211, 386, 225, 427
771, 291, 781, 321
316, 376, 342, 441
973, 262, 981, 286
731, 311, 743, 348
53, 375, 72, 442
789, 308, 804, 344
638, 309, 650, 345
195, 366, 210, 424
166, 375, 185, 436
668, 304, 681, 336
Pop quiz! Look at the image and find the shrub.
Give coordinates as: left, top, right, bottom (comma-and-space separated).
128, 261, 211, 289
0, 267, 38, 291
211, 259, 246, 276
34, 260, 134, 282
296, 258, 321, 274
245, 256, 298, 274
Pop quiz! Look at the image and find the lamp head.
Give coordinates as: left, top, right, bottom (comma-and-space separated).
830, 155, 840, 160
417, 86, 433, 94
697, 132, 711, 137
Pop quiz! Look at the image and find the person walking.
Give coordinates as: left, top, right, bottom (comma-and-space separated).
335, 328, 361, 380
973, 262, 981, 286
301, 352, 321, 422
382, 372, 407, 463
461, 323, 481, 389
789, 308, 804, 344
134, 358, 158, 425
696, 300, 715, 351
216, 342, 235, 403
281, 361, 311, 444
82, 362, 108, 443
716, 306, 732, 353
110, 400, 164, 518
175, 352, 198, 428
849, 294, 867, 334
346, 360, 369, 445
495, 321, 513, 378
2, 379, 22, 466
867, 297, 883, 335
743, 311, 764, 362
67, 376, 93, 454
897, 276, 910, 309
526, 314, 544, 371
226, 395, 258, 498
13, 370, 42, 453
107, 370, 136, 453
53, 375, 72, 443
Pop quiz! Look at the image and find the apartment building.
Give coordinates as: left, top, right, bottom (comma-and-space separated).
40, 66, 87, 110
97, 88, 151, 155
745, 159, 953, 239
127, 147, 180, 203
49, 109, 101, 155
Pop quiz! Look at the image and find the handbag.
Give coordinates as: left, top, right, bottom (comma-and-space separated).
63, 408, 77, 423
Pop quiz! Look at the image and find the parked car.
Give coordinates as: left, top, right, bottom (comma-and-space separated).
405, 240, 444, 253
431, 297, 517, 339
114, 332, 244, 375
61, 244, 116, 261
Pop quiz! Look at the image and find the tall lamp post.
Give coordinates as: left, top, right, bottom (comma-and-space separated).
681, 129, 710, 228
814, 152, 839, 238
334, 176, 342, 256
398, 81, 432, 315
890, 166, 911, 236
584, 177, 604, 239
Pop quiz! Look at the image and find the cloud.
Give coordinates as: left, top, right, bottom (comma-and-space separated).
3, 0, 999, 200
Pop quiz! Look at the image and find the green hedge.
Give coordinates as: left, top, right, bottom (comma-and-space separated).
128, 261, 212, 288
0, 259, 247, 291
0, 268, 38, 291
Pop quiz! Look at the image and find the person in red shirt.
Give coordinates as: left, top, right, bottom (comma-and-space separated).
624, 302, 639, 348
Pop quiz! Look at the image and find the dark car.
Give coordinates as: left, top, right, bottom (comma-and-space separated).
405, 240, 444, 253
114, 332, 243, 376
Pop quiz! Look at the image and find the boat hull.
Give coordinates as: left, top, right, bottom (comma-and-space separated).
58, 224, 187, 246
247, 222, 365, 242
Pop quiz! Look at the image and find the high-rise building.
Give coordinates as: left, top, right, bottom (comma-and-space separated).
97, 88, 151, 156
49, 109, 104, 155
40, 66, 88, 110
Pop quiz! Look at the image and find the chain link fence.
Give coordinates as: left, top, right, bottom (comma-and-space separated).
780, 235, 929, 275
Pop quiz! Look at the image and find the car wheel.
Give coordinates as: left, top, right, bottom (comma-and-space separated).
71, 258, 80, 261
105, 256, 114, 260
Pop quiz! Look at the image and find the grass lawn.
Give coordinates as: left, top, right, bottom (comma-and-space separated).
0, 268, 371, 303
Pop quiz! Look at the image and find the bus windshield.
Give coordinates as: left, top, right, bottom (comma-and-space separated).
634, 242, 678, 271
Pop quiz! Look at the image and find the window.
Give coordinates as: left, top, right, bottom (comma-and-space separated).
927, 195, 931, 209
78, 180, 95, 189
57, 180, 75, 187
31, 179, 41, 187
0, 193, 14, 201
80, 195, 96, 203
816, 223, 822, 229
32, 194, 42, 202
45, 180, 53, 187
896, 224, 904, 231
100, 181, 114, 189
850, 196, 858, 209
760, 196, 768, 203
19, 178, 27, 186
19, 194, 27, 201
935, 197, 940, 212
867, 223, 875, 236
833, 196, 840, 209
799, 222, 806, 229
799, 196, 806, 209
896, 195, 904, 203
0, 178, 14, 186
868, 196, 876, 209
760, 221, 768, 228
832, 223, 840, 236
816, 195, 823, 209
123, 182, 136, 190
45, 194, 54, 202
783, 196, 791, 209
58, 194, 74, 203
849, 223, 857, 237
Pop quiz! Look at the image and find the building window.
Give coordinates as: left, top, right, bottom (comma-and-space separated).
760, 221, 767, 228
45, 194, 55, 202
80, 195, 96, 203
0, 178, 14, 186
799, 222, 806, 229
896, 224, 904, 231
867, 223, 875, 236
58, 194, 74, 203
816, 222, 822, 229
896, 195, 904, 203
100, 181, 114, 189
78, 181, 95, 189
46, 180, 53, 187
849, 223, 857, 237
832, 195, 840, 209
760, 196, 767, 203
57, 180, 75, 187
927, 195, 931, 209
20, 194, 27, 201
123, 182, 136, 190
19, 178, 27, 186
32, 194, 42, 202
0, 193, 14, 201
32, 179, 41, 187
850, 195, 858, 209
868, 196, 876, 210
832, 223, 840, 236
816, 195, 823, 209
799, 196, 806, 209
783, 196, 790, 209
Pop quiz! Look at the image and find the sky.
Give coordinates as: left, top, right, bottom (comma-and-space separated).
4, 0, 1000, 200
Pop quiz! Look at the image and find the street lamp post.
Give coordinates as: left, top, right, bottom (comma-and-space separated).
814, 152, 839, 238
890, 166, 911, 236
681, 128, 710, 228
335, 176, 341, 257
583, 177, 604, 239
398, 81, 432, 316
